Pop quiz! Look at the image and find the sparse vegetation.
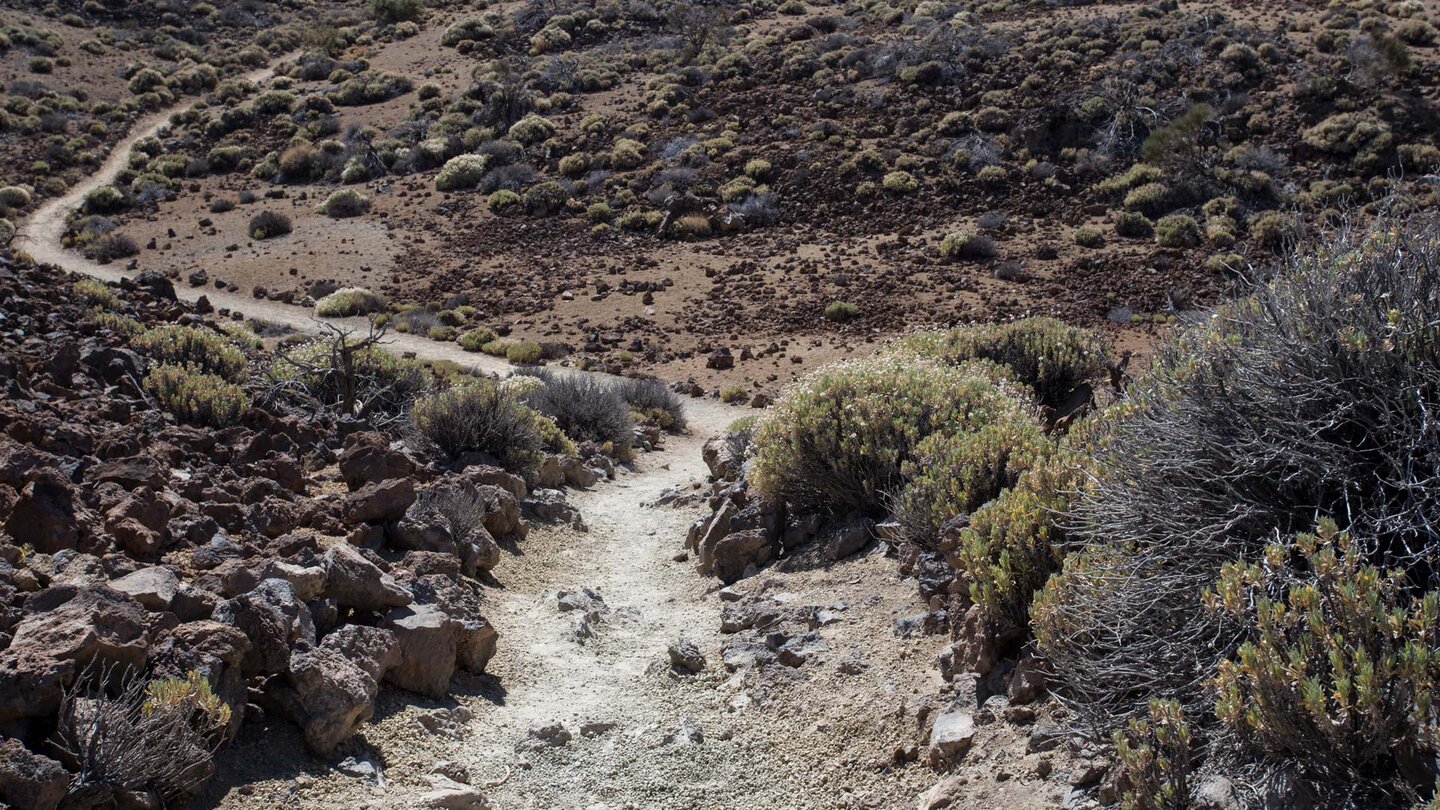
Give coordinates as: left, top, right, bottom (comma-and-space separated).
318, 189, 372, 218
410, 383, 547, 471
520, 370, 634, 446
249, 210, 292, 240
315, 287, 384, 317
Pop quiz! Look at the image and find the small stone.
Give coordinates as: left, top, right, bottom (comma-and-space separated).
667, 637, 706, 674
928, 711, 977, 764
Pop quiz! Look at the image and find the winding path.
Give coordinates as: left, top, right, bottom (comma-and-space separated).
18, 55, 787, 810
14, 59, 740, 435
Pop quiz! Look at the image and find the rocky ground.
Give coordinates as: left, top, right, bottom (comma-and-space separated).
0, 237, 1106, 810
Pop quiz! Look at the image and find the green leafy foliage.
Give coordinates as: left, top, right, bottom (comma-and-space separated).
1208, 518, 1440, 782
144, 364, 249, 427
133, 325, 248, 382
900, 317, 1104, 407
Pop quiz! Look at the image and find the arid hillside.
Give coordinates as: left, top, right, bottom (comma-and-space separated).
3, 0, 1440, 809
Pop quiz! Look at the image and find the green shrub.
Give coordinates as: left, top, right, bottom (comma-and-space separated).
314, 287, 385, 317
609, 138, 646, 170
824, 301, 858, 321
1208, 518, 1440, 788
900, 316, 1105, 407
505, 341, 543, 364
523, 181, 569, 214
443, 19, 493, 46
751, 356, 1029, 513
1302, 113, 1393, 169
277, 143, 320, 180
88, 311, 145, 339
1249, 210, 1297, 252
508, 114, 555, 144
487, 189, 520, 211
950, 447, 1086, 645
144, 364, 249, 427
557, 153, 588, 178
1111, 700, 1193, 810
1073, 225, 1105, 248
976, 165, 1008, 186
1153, 214, 1200, 248
84, 185, 126, 214
435, 154, 487, 191
318, 188, 371, 218
0, 185, 31, 210
671, 214, 711, 238
73, 278, 119, 309
1114, 211, 1153, 239
616, 208, 661, 230
1096, 163, 1164, 196
1123, 182, 1172, 217
720, 385, 749, 404
133, 325, 248, 381
882, 170, 918, 194
895, 415, 1048, 549
458, 328, 498, 352
330, 71, 412, 106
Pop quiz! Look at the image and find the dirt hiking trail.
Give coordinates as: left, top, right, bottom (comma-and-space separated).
16, 58, 972, 810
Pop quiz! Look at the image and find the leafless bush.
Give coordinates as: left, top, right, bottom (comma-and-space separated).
53, 665, 231, 805
481, 163, 537, 193
1038, 214, 1440, 731
726, 192, 780, 228
261, 322, 426, 429
519, 370, 634, 446
410, 384, 545, 470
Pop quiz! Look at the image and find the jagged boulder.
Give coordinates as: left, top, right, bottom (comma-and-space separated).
339, 432, 415, 491
212, 579, 314, 675
110, 566, 180, 611
343, 478, 416, 525
8, 585, 151, 672
6, 470, 86, 553
381, 604, 460, 697
322, 543, 412, 613
0, 738, 70, 810
286, 625, 397, 754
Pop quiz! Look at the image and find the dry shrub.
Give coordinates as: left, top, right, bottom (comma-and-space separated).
54, 667, 231, 804
410, 383, 548, 471
520, 370, 635, 446
617, 376, 686, 431
1035, 216, 1440, 740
